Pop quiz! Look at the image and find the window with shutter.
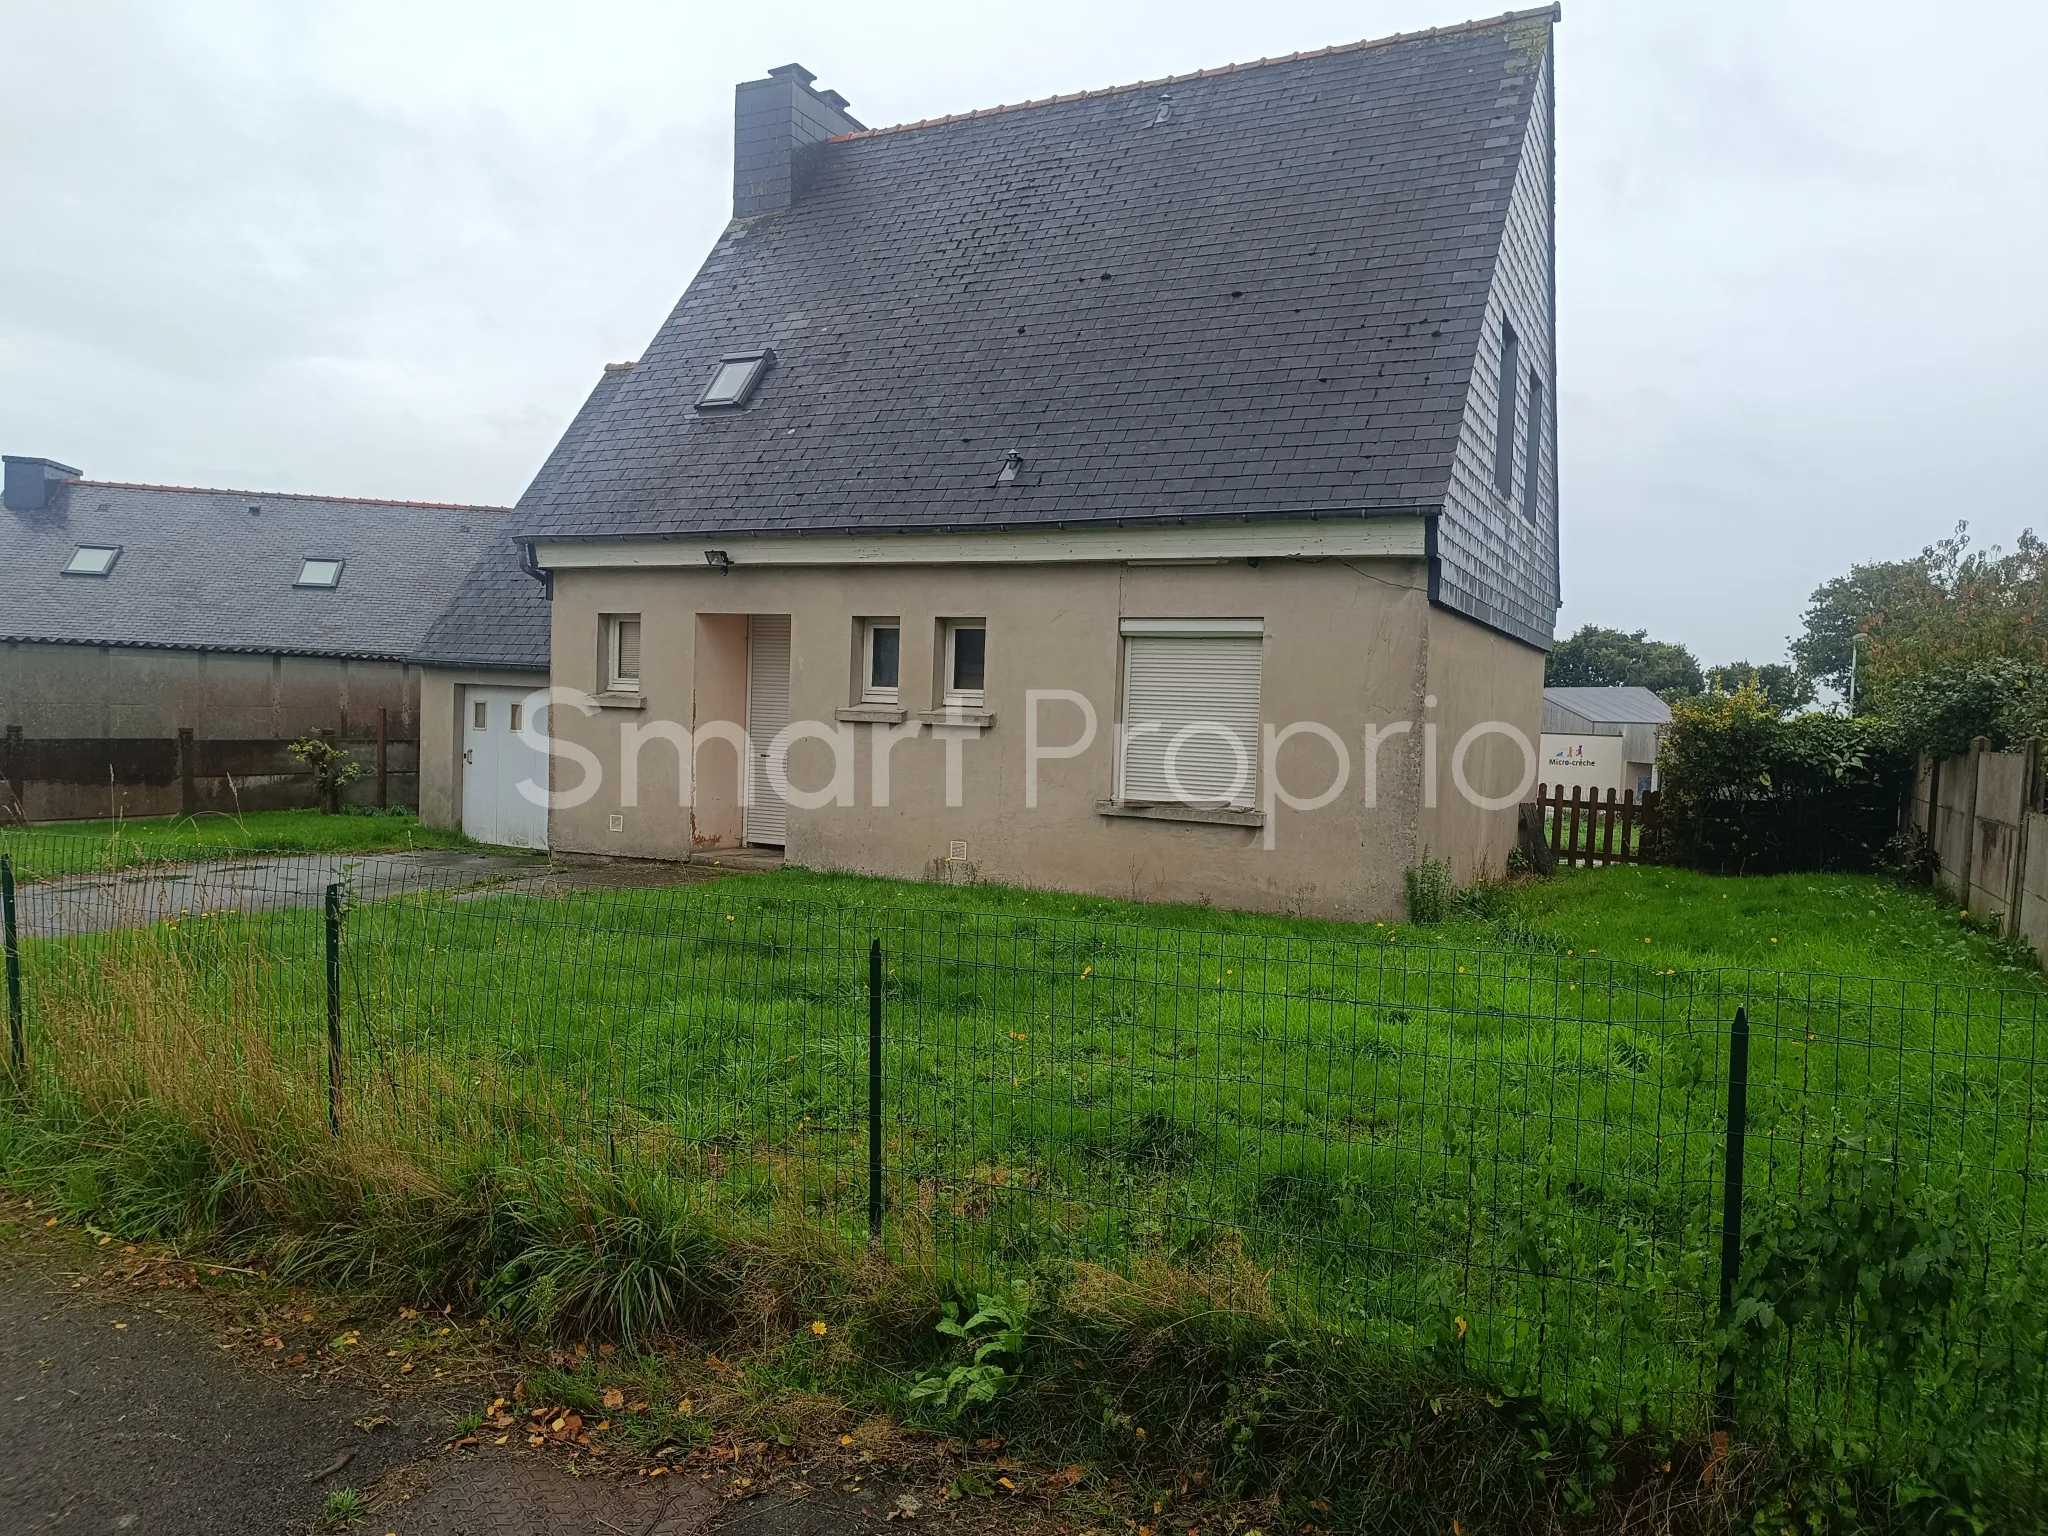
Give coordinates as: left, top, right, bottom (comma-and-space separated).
1116, 619, 1263, 808
607, 615, 642, 692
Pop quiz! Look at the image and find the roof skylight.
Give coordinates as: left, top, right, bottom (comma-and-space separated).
694, 350, 774, 410
295, 558, 344, 589
64, 545, 119, 576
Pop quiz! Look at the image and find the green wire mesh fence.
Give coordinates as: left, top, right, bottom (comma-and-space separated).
2, 830, 2044, 1484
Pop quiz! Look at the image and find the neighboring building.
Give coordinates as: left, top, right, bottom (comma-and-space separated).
427, 7, 1564, 914
0, 454, 510, 822
1540, 686, 1670, 799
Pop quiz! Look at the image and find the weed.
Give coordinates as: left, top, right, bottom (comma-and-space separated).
907, 1292, 1030, 1420
320, 1487, 364, 1525
1403, 855, 1454, 925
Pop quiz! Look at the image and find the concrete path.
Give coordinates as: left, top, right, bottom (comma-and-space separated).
13, 850, 543, 939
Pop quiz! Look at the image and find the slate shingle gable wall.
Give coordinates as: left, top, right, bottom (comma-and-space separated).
1, 482, 509, 662
519, 8, 1561, 650
1435, 27, 1558, 644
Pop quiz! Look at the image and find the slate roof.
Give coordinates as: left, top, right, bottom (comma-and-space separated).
414, 366, 637, 671
1542, 687, 1674, 732
0, 479, 510, 662
519, 8, 1559, 576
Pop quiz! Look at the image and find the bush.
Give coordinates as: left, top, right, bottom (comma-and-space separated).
1658, 684, 1908, 875
1881, 657, 2048, 758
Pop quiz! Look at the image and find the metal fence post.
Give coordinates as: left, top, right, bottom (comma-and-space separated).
325, 882, 343, 1137
1715, 1004, 1752, 1429
868, 936, 884, 1246
2, 853, 23, 1082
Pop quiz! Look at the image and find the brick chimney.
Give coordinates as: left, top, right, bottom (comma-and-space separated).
2, 456, 79, 512
732, 63, 863, 219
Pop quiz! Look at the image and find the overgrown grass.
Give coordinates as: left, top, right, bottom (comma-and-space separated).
4, 843, 2046, 1529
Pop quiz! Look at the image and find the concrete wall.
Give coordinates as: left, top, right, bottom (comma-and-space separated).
1915, 742, 2047, 946
2, 640, 420, 821
418, 667, 551, 831
538, 558, 1541, 920
2, 640, 415, 740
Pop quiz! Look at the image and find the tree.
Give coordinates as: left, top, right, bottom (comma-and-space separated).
1789, 556, 1927, 697
1792, 523, 2048, 708
1545, 625, 1703, 698
1704, 661, 1815, 714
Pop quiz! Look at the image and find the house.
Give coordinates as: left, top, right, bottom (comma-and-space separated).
426, 6, 1563, 915
1540, 686, 1670, 799
0, 454, 510, 821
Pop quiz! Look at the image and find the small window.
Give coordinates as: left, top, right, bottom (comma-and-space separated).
1492, 320, 1520, 496
473, 699, 488, 730
64, 545, 120, 576
694, 349, 774, 410
606, 614, 642, 692
509, 702, 524, 733
295, 558, 344, 589
861, 619, 901, 704
943, 620, 987, 708
1521, 372, 1544, 521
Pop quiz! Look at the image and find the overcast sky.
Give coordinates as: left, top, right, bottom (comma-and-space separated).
4, 1, 2044, 667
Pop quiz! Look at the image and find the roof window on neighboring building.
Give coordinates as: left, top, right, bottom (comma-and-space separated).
695, 350, 774, 410
295, 558, 344, 589
64, 545, 120, 576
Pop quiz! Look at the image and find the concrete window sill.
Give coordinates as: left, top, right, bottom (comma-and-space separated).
835, 705, 909, 724
590, 691, 646, 710
1096, 800, 1266, 828
913, 709, 995, 732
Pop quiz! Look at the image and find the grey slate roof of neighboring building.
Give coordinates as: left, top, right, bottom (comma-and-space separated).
1542, 687, 1674, 734
517, 8, 1561, 646
414, 366, 637, 671
1, 479, 511, 662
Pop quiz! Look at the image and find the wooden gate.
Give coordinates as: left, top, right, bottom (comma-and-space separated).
1537, 783, 1661, 867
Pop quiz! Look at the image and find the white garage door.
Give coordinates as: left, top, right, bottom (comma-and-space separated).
462, 685, 550, 850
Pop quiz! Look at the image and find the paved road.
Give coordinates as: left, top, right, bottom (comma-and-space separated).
13, 850, 544, 939
0, 1232, 1038, 1536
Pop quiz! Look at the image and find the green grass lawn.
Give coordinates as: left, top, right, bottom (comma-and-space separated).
0, 808, 479, 864
13, 851, 2048, 1481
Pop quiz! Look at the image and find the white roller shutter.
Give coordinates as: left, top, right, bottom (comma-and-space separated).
1117, 623, 1263, 807
744, 615, 792, 846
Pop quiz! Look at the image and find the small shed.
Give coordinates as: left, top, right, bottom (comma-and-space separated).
1541, 686, 1671, 799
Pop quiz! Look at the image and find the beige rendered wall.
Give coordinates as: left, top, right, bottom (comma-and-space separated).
417, 667, 550, 831
542, 557, 1541, 919
1419, 604, 1546, 885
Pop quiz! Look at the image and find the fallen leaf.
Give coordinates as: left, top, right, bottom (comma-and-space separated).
840, 1434, 854, 1447
603, 1388, 625, 1409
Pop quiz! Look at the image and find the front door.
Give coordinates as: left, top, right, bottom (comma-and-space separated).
743, 615, 790, 847
462, 685, 549, 850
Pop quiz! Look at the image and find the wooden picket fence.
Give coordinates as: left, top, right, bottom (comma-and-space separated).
1537, 782, 1662, 867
